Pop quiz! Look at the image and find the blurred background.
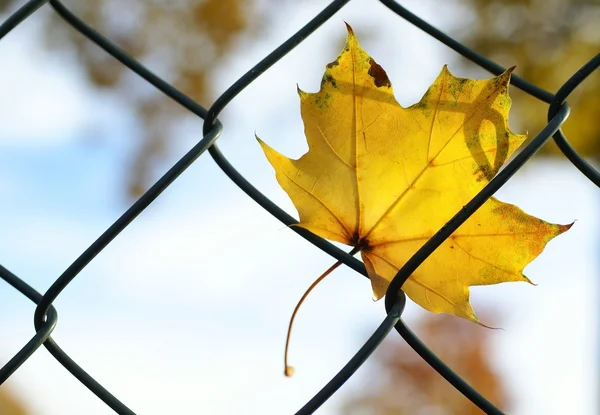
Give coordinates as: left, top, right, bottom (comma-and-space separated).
0, 0, 597, 414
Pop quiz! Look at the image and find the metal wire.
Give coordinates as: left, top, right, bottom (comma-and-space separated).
0, 0, 597, 414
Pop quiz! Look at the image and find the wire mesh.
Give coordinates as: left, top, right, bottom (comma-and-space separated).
0, 1, 598, 414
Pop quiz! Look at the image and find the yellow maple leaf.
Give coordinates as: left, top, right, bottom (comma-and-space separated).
258, 25, 571, 329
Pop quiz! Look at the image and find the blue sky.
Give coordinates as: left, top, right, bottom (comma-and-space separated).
0, 1, 598, 414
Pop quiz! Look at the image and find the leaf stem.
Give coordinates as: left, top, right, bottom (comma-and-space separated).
285, 247, 360, 377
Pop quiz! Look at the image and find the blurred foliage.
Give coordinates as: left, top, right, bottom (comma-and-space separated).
1, 1, 594, 198
340, 313, 509, 415
0, 2, 588, 413
456, 0, 600, 158
0, 0, 267, 197
0, 386, 29, 415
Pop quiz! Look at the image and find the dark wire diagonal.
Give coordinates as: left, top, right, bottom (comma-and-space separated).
0, 0, 48, 39
296, 294, 406, 415
0, 265, 57, 384
548, 54, 600, 186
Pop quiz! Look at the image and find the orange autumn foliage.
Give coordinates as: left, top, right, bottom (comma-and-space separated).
341, 313, 510, 415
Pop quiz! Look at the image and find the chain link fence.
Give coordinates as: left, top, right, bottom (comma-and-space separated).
1, 1, 599, 414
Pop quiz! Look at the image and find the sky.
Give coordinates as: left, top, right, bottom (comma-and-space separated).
0, 1, 598, 414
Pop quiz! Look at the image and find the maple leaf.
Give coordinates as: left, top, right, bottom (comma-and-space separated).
258, 25, 571, 328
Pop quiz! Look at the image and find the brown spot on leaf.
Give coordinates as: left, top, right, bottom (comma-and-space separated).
475, 164, 493, 182
322, 73, 337, 88
368, 58, 391, 88
327, 58, 339, 69
453, 77, 468, 95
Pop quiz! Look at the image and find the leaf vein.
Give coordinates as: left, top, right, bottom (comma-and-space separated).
363, 79, 509, 240
366, 251, 457, 306
273, 159, 352, 240
315, 124, 353, 168
453, 239, 521, 277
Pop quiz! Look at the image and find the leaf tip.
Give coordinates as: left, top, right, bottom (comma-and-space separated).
559, 221, 575, 234
438, 64, 454, 82
473, 317, 502, 330
255, 133, 265, 145
297, 84, 308, 99
498, 66, 516, 84
344, 21, 354, 36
